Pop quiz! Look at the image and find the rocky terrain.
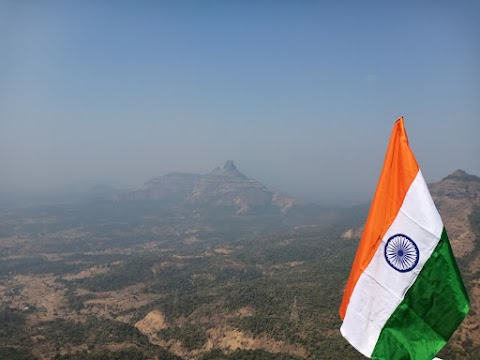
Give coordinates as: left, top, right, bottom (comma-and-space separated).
0, 168, 478, 359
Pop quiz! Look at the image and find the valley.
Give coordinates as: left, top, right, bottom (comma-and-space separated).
0, 164, 478, 360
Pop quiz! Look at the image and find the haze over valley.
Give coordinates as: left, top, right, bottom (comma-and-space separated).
0, 162, 479, 359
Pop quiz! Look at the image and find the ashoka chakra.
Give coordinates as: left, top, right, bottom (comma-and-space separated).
384, 234, 419, 273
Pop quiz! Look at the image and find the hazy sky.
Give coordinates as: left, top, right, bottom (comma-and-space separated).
1, 1, 479, 204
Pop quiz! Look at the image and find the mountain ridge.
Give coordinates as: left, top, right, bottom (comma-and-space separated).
122, 161, 298, 215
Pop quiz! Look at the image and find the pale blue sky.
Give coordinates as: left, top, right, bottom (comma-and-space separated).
1, 1, 479, 204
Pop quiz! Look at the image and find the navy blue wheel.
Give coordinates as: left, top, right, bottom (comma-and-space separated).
384, 234, 419, 273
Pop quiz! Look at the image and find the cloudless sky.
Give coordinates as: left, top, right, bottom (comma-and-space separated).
1, 1, 479, 204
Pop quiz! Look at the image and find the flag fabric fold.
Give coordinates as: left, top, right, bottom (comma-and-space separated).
339, 117, 470, 360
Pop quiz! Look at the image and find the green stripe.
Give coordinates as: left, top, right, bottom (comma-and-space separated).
372, 229, 470, 360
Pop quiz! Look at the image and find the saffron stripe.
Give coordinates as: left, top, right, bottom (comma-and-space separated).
340, 117, 419, 319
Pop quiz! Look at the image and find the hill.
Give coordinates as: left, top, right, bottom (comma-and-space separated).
122, 161, 298, 215
430, 169, 480, 256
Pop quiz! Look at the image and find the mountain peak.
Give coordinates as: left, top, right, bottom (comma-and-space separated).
209, 160, 246, 178
223, 160, 237, 171
124, 161, 298, 214
443, 169, 480, 182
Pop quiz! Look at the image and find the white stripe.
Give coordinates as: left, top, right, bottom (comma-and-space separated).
341, 170, 443, 357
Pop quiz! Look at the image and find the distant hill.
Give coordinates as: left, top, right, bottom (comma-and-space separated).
430, 169, 480, 257
121, 161, 298, 215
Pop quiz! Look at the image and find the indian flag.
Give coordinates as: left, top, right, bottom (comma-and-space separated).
339, 117, 470, 360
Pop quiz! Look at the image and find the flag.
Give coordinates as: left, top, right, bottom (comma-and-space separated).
339, 117, 470, 360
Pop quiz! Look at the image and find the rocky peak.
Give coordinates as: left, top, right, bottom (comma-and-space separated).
443, 169, 480, 182
223, 160, 237, 171
209, 160, 247, 179
431, 169, 480, 202
124, 161, 297, 215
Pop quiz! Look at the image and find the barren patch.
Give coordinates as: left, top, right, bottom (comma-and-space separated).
204, 328, 308, 358
214, 247, 233, 255
79, 284, 161, 319
135, 310, 168, 335
234, 306, 255, 317
183, 235, 200, 245
3, 274, 68, 322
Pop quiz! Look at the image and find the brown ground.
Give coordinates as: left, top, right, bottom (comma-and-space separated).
214, 247, 233, 255
133, 305, 307, 359
203, 328, 307, 358
135, 310, 168, 336
2, 274, 69, 323
437, 200, 476, 257
79, 283, 162, 321
234, 306, 255, 317
183, 235, 200, 245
